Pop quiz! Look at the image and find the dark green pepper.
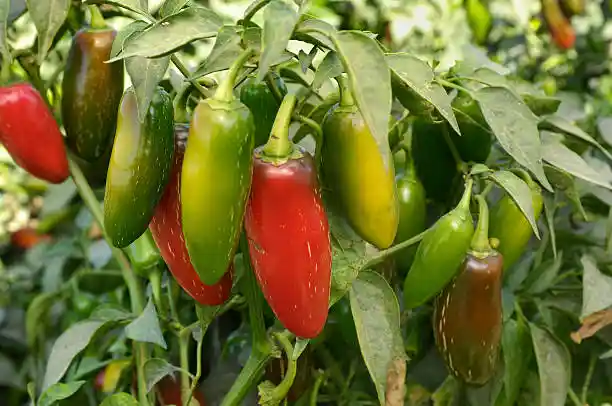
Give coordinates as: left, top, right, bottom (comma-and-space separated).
394, 145, 426, 272
125, 229, 164, 277
104, 86, 175, 248
434, 196, 503, 386
451, 93, 492, 163
239, 72, 288, 147
403, 179, 474, 310
61, 9, 124, 162
489, 171, 543, 270
182, 51, 255, 285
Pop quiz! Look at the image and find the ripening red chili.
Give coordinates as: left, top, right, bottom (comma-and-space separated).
0, 83, 69, 183
245, 94, 332, 339
150, 125, 232, 306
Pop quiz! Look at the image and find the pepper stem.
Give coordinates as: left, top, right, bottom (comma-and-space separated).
215, 48, 254, 102
471, 195, 492, 254
335, 75, 355, 107
262, 93, 297, 159
456, 177, 474, 213
88, 5, 107, 29
400, 144, 414, 174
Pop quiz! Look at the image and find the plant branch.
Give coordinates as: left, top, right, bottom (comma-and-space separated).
171, 55, 213, 99
363, 230, 427, 269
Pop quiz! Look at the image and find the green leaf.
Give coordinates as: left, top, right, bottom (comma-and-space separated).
489, 170, 539, 238
581, 255, 612, 319
143, 358, 185, 393
542, 139, 612, 190
502, 318, 531, 406
159, 0, 191, 17
387, 53, 460, 135
78, 270, 124, 294
243, 0, 271, 21
26, 291, 63, 348
125, 298, 167, 349
543, 194, 557, 259
523, 252, 563, 294
111, 6, 223, 60
38, 381, 85, 406
544, 164, 587, 221
293, 18, 335, 49
475, 86, 552, 192
529, 323, 570, 406
26, 0, 70, 63
191, 25, 242, 79
90, 304, 133, 322
0, 0, 10, 63
297, 48, 316, 74
126, 57, 170, 122
92, 0, 147, 14
540, 115, 612, 162
42, 320, 109, 391
334, 31, 392, 167
522, 94, 561, 116
292, 338, 309, 361
100, 392, 141, 406
312, 51, 343, 91
257, 0, 299, 81
110, 21, 149, 59
350, 271, 405, 406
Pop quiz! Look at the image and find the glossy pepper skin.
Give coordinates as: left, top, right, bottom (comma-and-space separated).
62, 27, 124, 161
104, 86, 174, 248
125, 229, 164, 277
150, 125, 233, 306
0, 83, 69, 183
434, 196, 503, 386
451, 93, 492, 163
322, 100, 398, 249
403, 180, 474, 310
542, 0, 576, 50
239, 72, 288, 147
489, 173, 543, 270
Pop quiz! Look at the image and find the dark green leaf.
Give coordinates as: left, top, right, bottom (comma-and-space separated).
529, 323, 570, 406
110, 21, 149, 59
489, 170, 539, 238
42, 320, 109, 391
90, 304, 132, 322
125, 298, 167, 349
542, 140, 612, 190
0, 0, 11, 64
502, 318, 531, 406
387, 53, 459, 134
78, 270, 124, 294
544, 164, 587, 221
312, 51, 342, 91
475, 87, 552, 191
126, 57, 170, 122
257, 0, 299, 81
26, 291, 63, 348
334, 31, 391, 167
293, 18, 335, 49
191, 25, 242, 79
100, 392, 140, 406
38, 381, 85, 406
350, 271, 405, 405
543, 194, 557, 259
159, 0, 191, 17
111, 6, 223, 60
541, 115, 612, 162
26, 0, 70, 63
143, 358, 185, 393
522, 94, 561, 116
523, 252, 563, 294
297, 48, 316, 74
581, 255, 612, 319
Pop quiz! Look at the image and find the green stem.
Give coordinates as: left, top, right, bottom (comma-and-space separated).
567, 387, 582, 406
150, 267, 166, 317
240, 233, 269, 349
0, 52, 10, 84
215, 48, 254, 102
220, 349, 274, 406
471, 195, 492, 255
265, 332, 297, 402
581, 355, 597, 403
263, 93, 297, 158
88, 5, 106, 29
510, 168, 535, 188
170, 55, 213, 99
179, 329, 192, 406
265, 72, 284, 103
441, 124, 465, 173
363, 230, 427, 269
295, 115, 323, 143
173, 82, 192, 123
479, 180, 494, 198
242, 0, 272, 26
400, 144, 414, 173
335, 75, 354, 107
309, 372, 325, 406
388, 111, 410, 152
436, 78, 472, 95
167, 277, 180, 323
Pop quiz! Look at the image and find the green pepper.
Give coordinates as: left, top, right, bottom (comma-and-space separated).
239, 72, 288, 147
61, 8, 124, 162
434, 196, 503, 386
450, 93, 492, 163
104, 86, 175, 248
181, 50, 255, 285
394, 145, 427, 272
489, 171, 544, 270
411, 118, 461, 205
464, 0, 492, 45
321, 79, 399, 249
125, 229, 164, 277
403, 179, 474, 310
560, 0, 585, 16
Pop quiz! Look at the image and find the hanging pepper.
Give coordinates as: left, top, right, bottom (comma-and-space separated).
321, 77, 399, 249
489, 170, 543, 270
0, 83, 69, 184
150, 125, 233, 306
542, 0, 576, 50
104, 86, 175, 248
181, 50, 255, 286
403, 179, 474, 310
434, 195, 503, 386
245, 93, 332, 339
61, 6, 124, 162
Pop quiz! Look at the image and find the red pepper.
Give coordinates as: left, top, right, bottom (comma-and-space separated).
244, 94, 332, 338
0, 83, 69, 183
150, 125, 232, 306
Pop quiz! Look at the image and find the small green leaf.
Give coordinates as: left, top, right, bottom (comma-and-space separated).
38, 381, 86, 406
350, 271, 405, 405
541, 115, 612, 162
159, 0, 191, 17
529, 323, 570, 406
100, 392, 141, 406
191, 25, 242, 79
143, 358, 185, 393
292, 338, 309, 361
523, 252, 563, 294
334, 31, 392, 167
126, 57, 170, 122
257, 0, 299, 81
125, 298, 167, 349
581, 255, 612, 319
475, 87, 552, 191
502, 318, 531, 406
26, 291, 63, 348
312, 51, 343, 91
297, 48, 316, 74
489, 170, 539, 238
26, 0, 70, 63
111, 21, 149, 59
